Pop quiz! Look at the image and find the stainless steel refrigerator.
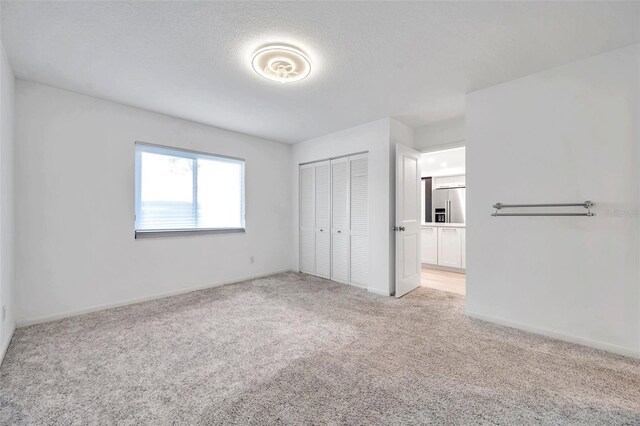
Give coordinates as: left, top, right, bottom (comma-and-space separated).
432, 188, 466, 224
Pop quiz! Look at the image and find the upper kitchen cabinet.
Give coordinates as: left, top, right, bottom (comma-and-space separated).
434, 175, 465, 189
433, 176, 451, 189
452, 175, 465, 188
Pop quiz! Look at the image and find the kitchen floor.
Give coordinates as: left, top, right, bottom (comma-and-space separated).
421, 267, 466, 296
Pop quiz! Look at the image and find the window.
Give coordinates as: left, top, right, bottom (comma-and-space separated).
135, 143, 245, 237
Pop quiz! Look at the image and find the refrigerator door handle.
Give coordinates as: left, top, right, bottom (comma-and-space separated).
446, 200, 450, 223
444, 200, 447, 223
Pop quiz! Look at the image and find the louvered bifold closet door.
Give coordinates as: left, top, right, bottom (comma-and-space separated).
299, 163, 315, 274
331, 157, 349, 283
349, 154, 369, 286
314, 161, 331, 278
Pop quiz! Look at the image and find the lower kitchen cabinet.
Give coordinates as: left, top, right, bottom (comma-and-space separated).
437, 227, 463, 269
421, 227, 438, 264
421, 225, 466, 270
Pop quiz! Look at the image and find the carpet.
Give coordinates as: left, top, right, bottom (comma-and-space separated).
1, 272, 639, 425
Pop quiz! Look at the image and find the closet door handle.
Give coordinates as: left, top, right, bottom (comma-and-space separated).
337, 230, 342, 233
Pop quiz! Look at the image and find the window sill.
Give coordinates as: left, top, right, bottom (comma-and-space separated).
135, 228, 245, 239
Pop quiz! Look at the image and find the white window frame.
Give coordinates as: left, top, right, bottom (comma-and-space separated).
134, 142, 246, 238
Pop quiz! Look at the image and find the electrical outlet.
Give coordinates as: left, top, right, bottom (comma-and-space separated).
250, 256, 255, 264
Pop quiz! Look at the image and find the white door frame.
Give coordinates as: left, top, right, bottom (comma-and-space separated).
414, 143, 468, 283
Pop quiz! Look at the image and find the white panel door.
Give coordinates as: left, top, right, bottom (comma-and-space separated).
395, 144, 421, 298
438, 227, 462, 268
314, 161, 331, 278
331, 157, 349, 283
349, 154, 368, 287
420, 227, 438, 264
299, 164, 315, 274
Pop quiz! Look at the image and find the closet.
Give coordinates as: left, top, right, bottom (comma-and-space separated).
299, 153, 368, 287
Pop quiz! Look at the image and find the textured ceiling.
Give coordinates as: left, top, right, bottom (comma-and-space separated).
2, 1, 639, 143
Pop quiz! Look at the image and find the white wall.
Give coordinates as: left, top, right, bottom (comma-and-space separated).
14, 81, 293, 325
414, 115, 465, 151
0, 42, 16, 363
466, 44, 640, 358
291, 118, 414, 296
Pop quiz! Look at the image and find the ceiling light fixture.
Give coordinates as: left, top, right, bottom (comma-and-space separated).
251, 45, 311, 83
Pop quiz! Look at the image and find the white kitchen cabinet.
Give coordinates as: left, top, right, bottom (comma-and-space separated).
421, 227, 438, 264
451, 175, 465, 188
433, 176, 452, 189
434, 175, 465, 189
438, 227, 462, 268
420, 225, 466, 270
461, 228, 466, 269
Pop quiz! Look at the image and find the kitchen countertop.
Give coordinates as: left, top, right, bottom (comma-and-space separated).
422, 222, 466, 228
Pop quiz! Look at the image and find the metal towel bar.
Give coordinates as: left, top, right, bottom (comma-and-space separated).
492, 201, 595, 217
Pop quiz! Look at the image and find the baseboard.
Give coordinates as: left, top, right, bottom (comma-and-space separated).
367, 287, 390, 297
16, 269, 296, 328
465, 310, 640, 360
422, 263, 465, 274
346, 281, 367, 290
0, 321, 16, 367
299, 272, 371, 292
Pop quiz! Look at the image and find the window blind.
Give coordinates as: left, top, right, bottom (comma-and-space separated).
135, 143, 245, 235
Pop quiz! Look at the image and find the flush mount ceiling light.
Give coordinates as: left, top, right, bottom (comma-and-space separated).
251, 45, 311, 83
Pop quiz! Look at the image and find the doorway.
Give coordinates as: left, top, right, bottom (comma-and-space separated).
419, 147, 466, 296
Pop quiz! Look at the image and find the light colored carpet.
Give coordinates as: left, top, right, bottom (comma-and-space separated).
1, 272, 639, 425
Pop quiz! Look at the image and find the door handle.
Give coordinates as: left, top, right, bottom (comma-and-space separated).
393, 226, 398, 231
399, 226, 405, 231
